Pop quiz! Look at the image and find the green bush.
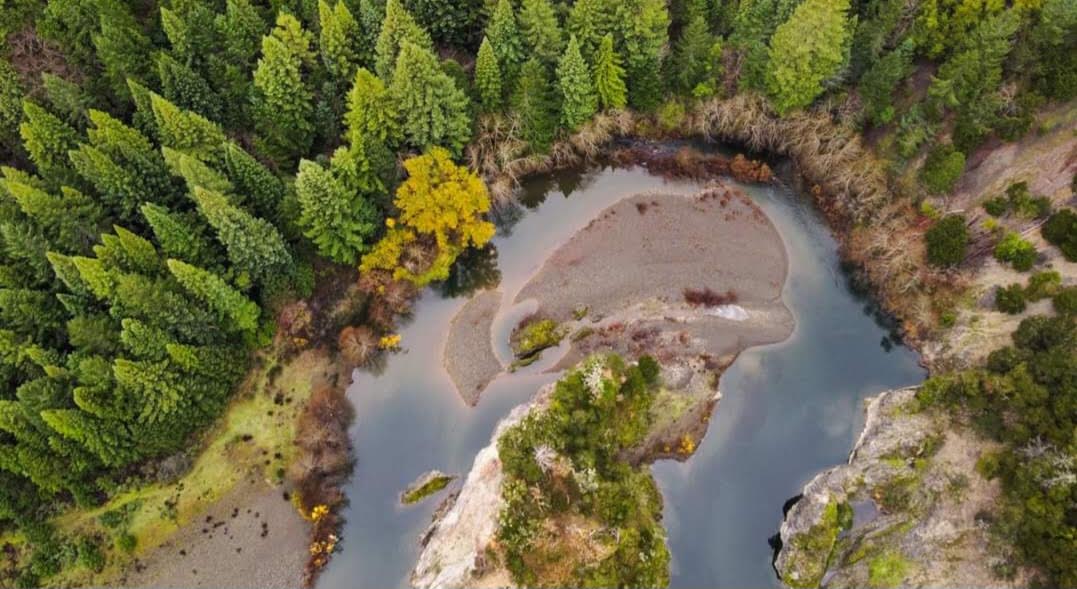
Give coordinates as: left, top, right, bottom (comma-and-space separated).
995, 283, 1026, 314
1025, 271, 1061, 301
1053, 286, 1077, 315
924, 215, 969, 267
76, 537, 105, 572
920, 144, 965, 194
1003, 182, 1052, 219
994, 232, 1037, 271
115, 533, 137, 554
655, 99, 686, 133
983, 196, 1009, 217
1041, 209, 1077, 261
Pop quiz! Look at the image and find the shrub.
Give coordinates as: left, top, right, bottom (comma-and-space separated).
1003, 182, 1052, 219
1025, 271, 1061, 301
983, 196, 1009, 217
115, 533, 137, 553
994, 232, 1037, 271
655, 99, 686, 133
1041, 209, 1077, 261
925, 215, 969, 267
920, 144, 965, 194
1053, 286, 1077, 315
76, 537, 105, 572
995, 284, 1026, 314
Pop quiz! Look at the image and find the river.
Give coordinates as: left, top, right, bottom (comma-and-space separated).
316, 161, 925, 589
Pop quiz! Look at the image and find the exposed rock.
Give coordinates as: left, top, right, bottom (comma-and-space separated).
776, 388, 1031, 588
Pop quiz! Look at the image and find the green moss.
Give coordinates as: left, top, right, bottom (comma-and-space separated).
401, 473, 454, 505
783, 498, 852, 588
868, 551, 909, 587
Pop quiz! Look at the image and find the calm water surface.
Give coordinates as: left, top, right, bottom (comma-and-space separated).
317, 164, 925, 589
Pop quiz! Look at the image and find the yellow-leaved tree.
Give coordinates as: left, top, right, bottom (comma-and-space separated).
360, 147, 495, 285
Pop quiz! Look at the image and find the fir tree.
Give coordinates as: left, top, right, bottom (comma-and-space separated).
40, 73, 90, 129
319, 0, 363, 84
510, 58, 559, 151
557, 36, 598, 130
19, 102, 81, 190
567, 0, 611, 60
150, 93, 227, 163
252, 13, 316, 166
859, 39, 914, 125
92, 0, 154, 100
140, 203, 215, 266
765, 0, 852, 114
190, 187, 291, 286
622, 0, 670, 111
475, 37, 503, 111
389, 42, 473, 154
166, 259, 259, 333
671, 10, 721, 95
518, 0, 564, 65
345, 68, 400, 147
593, 34, 628, 110
157, 53, 223, 123
403, 0, 482, 46
295, 154, 382, 264
221, 143, 286, 221
485, 0, 525, 87
215, 0, 267, 65
0, 60, 22, 150
374, 0, 434, 78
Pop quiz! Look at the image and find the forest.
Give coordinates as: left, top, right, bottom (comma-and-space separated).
0, 0, 1074, 585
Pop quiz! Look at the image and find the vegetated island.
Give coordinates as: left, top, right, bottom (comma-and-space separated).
417, 184, 794, 587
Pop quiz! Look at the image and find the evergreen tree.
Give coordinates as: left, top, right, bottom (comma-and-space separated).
18, 102, 81, 190
346, 68, 400, 147
765, 0, 852, 114
252, 13, 316, 166
215, 0, 267, 65
859, 39, 914, 125
622, 0, 670, 111
593, 34, 628, 110
295, 153, 382, 264
510, 58, 559, 151
0, 60, 22, 151
319, 0, 364, 84
162, 147, 234, 196
150, 93, 228, 163
518, 0, 564, 65
403, 0, 482, 46
190, 187, 291, 286
557, 36, 598, 130
92, 0, 154, 100
221, 143, 287, 221
40, 73, 91, 129
389, 42, 473, 154
166, 259, 259, 333
485, 0, 525, 87
157, 53, 223, 123
373, 0, 434, 78
567, 0, 611, 60
475, 37, 504, 112
671, 10, 721, 95
140, 203, 215, 266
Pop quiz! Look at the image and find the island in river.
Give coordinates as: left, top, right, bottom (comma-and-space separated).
417, 184, 794, 587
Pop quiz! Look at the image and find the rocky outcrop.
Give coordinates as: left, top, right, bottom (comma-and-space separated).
776, 388, 1029, 588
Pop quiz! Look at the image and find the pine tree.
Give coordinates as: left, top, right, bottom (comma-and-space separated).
166, 259, 259, 333
485, 0, 525, 86
319, 0, 363, 84
221, 143, 286, 222
403, 0, 482, 46
157, 53, 223, 123
40, 73, 90, 129
671, 10, 721, 95
0, 60, 22, 150
140, 203, 215, 266
765, 0, 852, 114
567, 0, 611, 61
510, 58, 559, 151
190, 187, 291, 285
593, 34, 628, 110
374, 0, 434, 78
295, 153, 382, 264
622, 0, 670, 111
216, 0, 267, 65
119, 318, 173, 360
19, 101, 82, 190
252, 13, 316, 166
557, 36, 597, 130
518, 0, 564, 65
150, 93, 227, 163
355, 0, 382, 69
859, 39, 914, 125
92, 0, 154, 100
475, 37, 503, 111
346, 68, 400, 147
389, 42, 473, 154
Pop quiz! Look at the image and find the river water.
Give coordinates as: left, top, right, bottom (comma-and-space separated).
316, 163, 925, 589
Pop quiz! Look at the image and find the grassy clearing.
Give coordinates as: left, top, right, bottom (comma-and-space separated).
43, 347, 331, 587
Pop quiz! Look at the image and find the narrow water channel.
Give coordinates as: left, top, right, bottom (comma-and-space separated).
316, 162, 925, 589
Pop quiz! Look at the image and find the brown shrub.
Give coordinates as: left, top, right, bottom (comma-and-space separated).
337, 325, 378, 367
683, 287, 738, 307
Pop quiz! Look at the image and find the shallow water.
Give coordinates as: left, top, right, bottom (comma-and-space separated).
316, 164, 924, 589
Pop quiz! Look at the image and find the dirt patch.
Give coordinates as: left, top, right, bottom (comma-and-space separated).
121, 477, 307, 589
443, 290, 504, 405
